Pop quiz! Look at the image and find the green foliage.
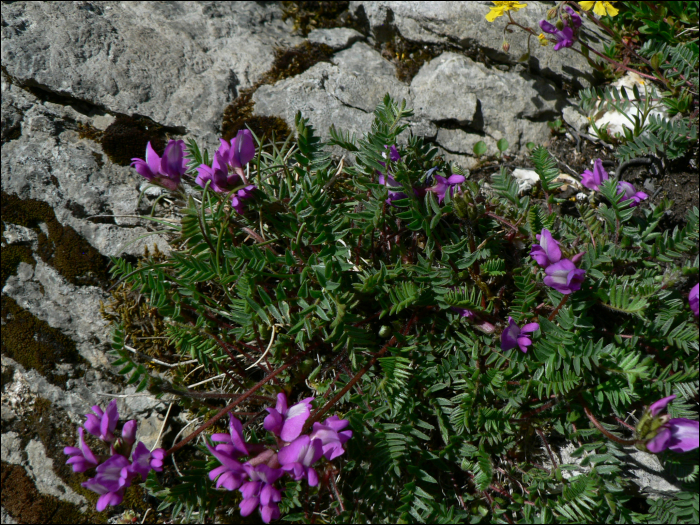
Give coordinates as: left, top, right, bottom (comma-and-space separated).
108, 96, 699, 524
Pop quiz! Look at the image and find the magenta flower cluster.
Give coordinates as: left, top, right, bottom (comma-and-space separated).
63, 400, 166, 511
131, 139, 188, 191
531, 228, 587, 294
540, 5, 581, 50
196, 129, 258, 213
207, 393, 352, 523
642, 395, 699, 454
580, 158, 648, 207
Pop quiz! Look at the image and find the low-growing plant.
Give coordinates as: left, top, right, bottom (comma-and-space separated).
61, 93, 700, 523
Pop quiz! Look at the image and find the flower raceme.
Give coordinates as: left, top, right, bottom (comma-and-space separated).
207, 393, 352, 524
426, 174, 466, 204
617, 181, 648, 207
131, 139, 188, 190
580, 158, 609, 191
636, 395, 699, 454
531, 228, 586, 294
580, 159, 647, 206
63, 400, 166, 511
195, 129, 258, 212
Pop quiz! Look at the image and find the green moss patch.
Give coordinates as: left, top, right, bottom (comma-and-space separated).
1, 296, 85, 386
2, 191, 110, 287
221, 41, 335, 142
1, 461, 108, 524
100, 115, 168, 167
1, 243, 35, 288
281, 1, 354, 36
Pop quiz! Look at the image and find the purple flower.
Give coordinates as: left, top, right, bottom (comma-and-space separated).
426, 174, 465, 204
64, 427, 100, 473
212, 415, 249, 457
264, 393, 314, 443
121, 420, 137, 446
539, 20, 576, 50
530, 229, 562, 268
386, 145, 401, 162
544, 259, 586, 294
130, 140, 187, 191
278, 435, 324, 486
647, 394, 677, 417
84, 400, 119, 443
82, 454, 132, 511
231, 185, 257, 214
641, 394, 699, 454
450, 307, 475, 319
500, 317, 540, 353
690, 283, 699, 316
379, 172, 409, 204
580, 158, 609, 191
219, 129, 256, 177
207, 443, 249, 491
309, 416, 353, 460
129, 442, 166, 479
647, 419, 699, 453
195, 151, 240, 193
239, 464, 284, 524
617, 181, 648, 207
562, 5, 583, 28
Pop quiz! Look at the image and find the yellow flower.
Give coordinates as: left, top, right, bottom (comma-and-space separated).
538, 34, 549, 46
579, 1, 619, 17
485, 1, 528, 22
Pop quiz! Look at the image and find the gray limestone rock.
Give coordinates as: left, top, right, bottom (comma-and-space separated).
411, 52, 567, 151
557, 442, 682, 497
307, 27, 365, 50
1, 2, 302, 144
349, 1, 604, 89
25, 439, 88, 508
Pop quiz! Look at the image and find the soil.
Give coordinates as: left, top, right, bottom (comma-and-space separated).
467, 130, 698, 230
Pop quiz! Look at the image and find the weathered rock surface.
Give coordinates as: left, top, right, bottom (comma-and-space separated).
254, 42, 567, 166
307, 27, 365, 50
349, 1, 604, 89
2, 1, 303, 144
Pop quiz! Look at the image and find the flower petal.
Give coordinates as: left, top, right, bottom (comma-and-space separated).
648, 395, 676, 417
668, 418, 699, 452
646, 427, 671, 453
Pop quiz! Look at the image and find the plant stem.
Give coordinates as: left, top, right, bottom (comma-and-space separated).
581, 401, 637, 446
548, 294, 570, 321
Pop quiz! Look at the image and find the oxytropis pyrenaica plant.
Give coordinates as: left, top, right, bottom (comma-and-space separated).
76, 93, 700, 523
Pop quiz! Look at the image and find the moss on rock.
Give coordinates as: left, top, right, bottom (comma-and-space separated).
281, 1, 354, 36
1, 243, 35, 288
1, 296, 85, 386
2, 191, 110, 287
1, 461, 108, 524
100, 115, 167, 167
221, 41, 337, 143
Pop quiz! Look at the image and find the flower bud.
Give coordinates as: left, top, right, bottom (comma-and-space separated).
502, 41, 510, 53
555, 19, 564, 30
547, 7, 558, 19
122, 420, 137, 445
